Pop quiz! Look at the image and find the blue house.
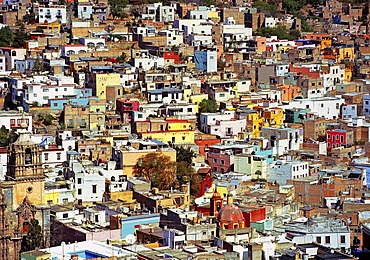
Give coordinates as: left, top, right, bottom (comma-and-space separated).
121, 213, 160, 238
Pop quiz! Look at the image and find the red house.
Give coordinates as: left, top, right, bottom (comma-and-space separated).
194, 133, 221, 157
241, 207, 266, 228
163, 51, 180, 64
326, 129, 353, 151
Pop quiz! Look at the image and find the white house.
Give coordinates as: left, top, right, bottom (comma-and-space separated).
0, 48, 26, 71
0, 110, 32, 132
38, 5, 67, 24
42, 146, 66, 168
73, 163, 105, 202
200, 112, 235, 133
24, 83, 76, 106
158, 29, 184, 46
61, 44, 88, 57
265, 17, 276, 28
157, 5, 175, 22
284, 219, 351, 250
77, 3, 93, 19
133, 55, 165, 71
287, 97, 345, 119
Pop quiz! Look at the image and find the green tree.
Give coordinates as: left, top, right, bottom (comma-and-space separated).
174, 146, 195, 166
254, 0, 278, 17
176, 161, 195, 186
32, 57, 44, 74
133, 153, 176, 190
0, 26, 14, 47
0, 126, 18, 147
13, 24, 28, 48
254, 26, 301, 41
21, 219, 43, 252
23, 12, 36, 24
198, 99, 218, 113
117, 52, 127, 63
282, 0, 305, 14
108, 0, 129, 19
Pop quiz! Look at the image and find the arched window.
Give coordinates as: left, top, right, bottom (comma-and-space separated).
111, 176, 115, 181
25, 148, 32, 164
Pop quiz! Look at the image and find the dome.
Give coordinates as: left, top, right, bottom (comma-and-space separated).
218, 204, 245, 224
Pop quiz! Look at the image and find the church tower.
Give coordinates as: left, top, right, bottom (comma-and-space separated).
210, 191, 223, 216
6, 129, 44, 208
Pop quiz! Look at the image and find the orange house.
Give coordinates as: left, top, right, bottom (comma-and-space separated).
278, 84, 302, 102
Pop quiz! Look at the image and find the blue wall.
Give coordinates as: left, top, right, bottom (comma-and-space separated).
121, 213, 160, 238
194, 50, 207, 72
49, 97, 98, 110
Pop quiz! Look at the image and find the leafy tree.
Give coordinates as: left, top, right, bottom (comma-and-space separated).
108, 0, 129, 19
174, 146, 195, 166
133, 153, 176, 190
176, 161, 195, 185
199, 99, 218, 113
0, 26, 14, 47
255, 26, 301, 41
254, 0, 278, 17
23, 12, 36, 24
0, 126, 18, 147
13, 24, 28, 48
32, 57, 44, 74
21, 219, 43, 252
282, 0, 305, 14
117, 52, 127, 63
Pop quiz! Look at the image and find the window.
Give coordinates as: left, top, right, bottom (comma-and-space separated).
62, 213, 68, 218
187, 108, 192, 113
341, 235, 345, 244
43, 89, 48, 92
57, 153, 61, 160
213, 158, 217, 163
220, 160, 225, 165
325, 236, 330, 244
77, 178, 82, 184
92, 185, 97, 194
44, 153, 49, 161
78, 189, 82, 195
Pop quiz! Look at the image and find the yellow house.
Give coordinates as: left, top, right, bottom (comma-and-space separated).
246, 112, 264, 138
44, 191, 60, 205
94, 73, 121, 100
207, 10, 219, 20
338, 47, 355, 62
141, 130, 195, 144
344, 67, 352, 82
320, 39, 332, 50
189, 94, 209, 113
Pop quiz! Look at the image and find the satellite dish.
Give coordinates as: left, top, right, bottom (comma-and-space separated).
125, 234, 136, 245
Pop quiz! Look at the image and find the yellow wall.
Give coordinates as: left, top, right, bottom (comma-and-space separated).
14, 181, 44, 208
320, 39, 332, 50
338, 47, 355, 62
207, 11, 219, 19
141, 130, 195, 144
44, 191, 60, 205
95, 73, 121, 100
